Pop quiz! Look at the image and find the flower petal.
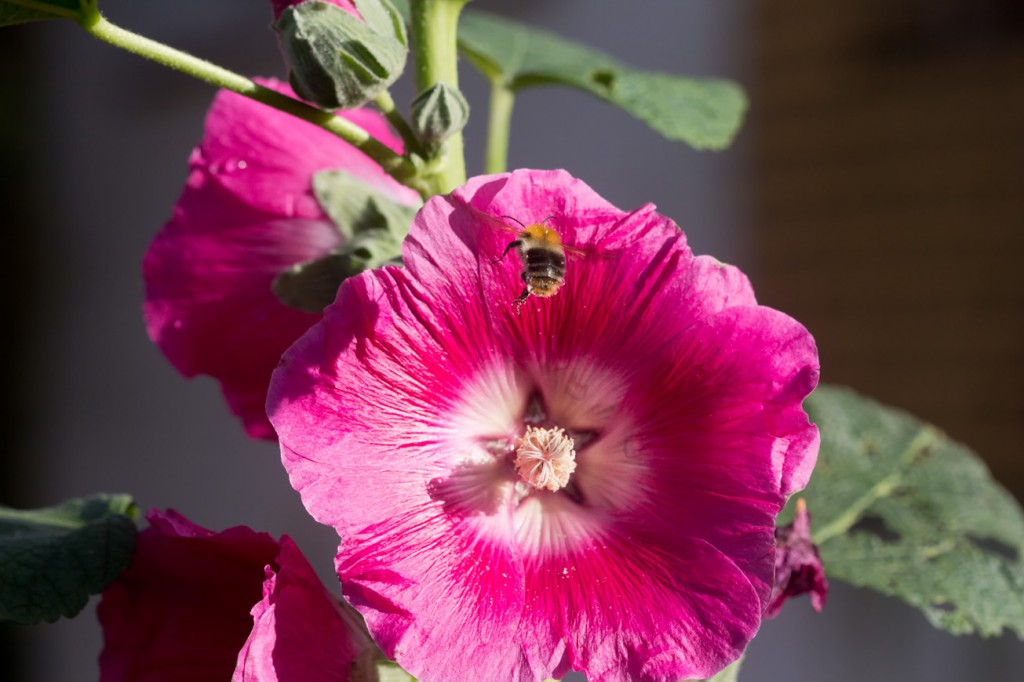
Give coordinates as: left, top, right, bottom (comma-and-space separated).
98, 510, 279, 681
605, 305, 820, 606
271, 0, 358, 21
270, 265, 786, 680
270, 169, 820, 681
99, 510, 373, 682
143, 80, 417, 439
519, 533, 762, 681
197, 80, 405, 217
401, 170, 757, 371
144, 182, 336, 438
233, 537, 374, 681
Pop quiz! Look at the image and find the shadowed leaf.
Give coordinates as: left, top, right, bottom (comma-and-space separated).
0, 493, 137, 624
0, 0, 90, 27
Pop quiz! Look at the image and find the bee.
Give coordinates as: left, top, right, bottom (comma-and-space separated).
492, 215, 579, 313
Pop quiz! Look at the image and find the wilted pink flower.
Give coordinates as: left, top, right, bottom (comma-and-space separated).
143, 79, 418, 439
268, 169, 820, 681
271, 0, 357, 21
98, 509, 374, 682
765, 498, 829, 619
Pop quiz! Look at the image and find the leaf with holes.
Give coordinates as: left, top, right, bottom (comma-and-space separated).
0, 494, 138, 624
456, 9, 747, 151
794, 385, 1024, 637
0, 0, 91, 27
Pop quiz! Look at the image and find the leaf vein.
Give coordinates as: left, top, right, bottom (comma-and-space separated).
813, 427, 940, 545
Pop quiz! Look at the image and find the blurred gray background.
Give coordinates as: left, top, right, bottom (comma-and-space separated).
2, 1, 1022, 680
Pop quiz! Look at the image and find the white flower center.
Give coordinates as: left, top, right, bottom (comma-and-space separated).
514, 426, 577, 492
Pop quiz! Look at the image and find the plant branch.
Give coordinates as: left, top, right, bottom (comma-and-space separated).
76, 8, 424, 194
373, 91, 422, 157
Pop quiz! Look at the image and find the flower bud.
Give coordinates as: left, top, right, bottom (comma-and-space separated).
765, 499, 829, 619
275, 0, 408, 110
410, 81, 470, 150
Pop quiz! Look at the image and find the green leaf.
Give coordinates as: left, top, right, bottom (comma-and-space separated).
0, 0, 90, 27
456, 10, 747, 151
272, 170, 419, 313
312, 168, 419, 242
0, 493, 138, 624
798, 385, 1024, 637
272, 253, 357, 314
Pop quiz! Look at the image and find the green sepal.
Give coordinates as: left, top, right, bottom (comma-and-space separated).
273, 253, 356, 314
410, 82, 470, 151
456, 9, 747, 151
0, 0, 94, 27
273, 170, 419, 313
0, 493, 138, 624
312, 168, 419, 241
691, 655, 743, 682
276, 0, 408, 110
375, 659, 417, 681
796, 385, 1024, 637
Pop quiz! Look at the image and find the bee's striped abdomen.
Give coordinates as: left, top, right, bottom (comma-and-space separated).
495, 221, 571, 312
523, 247, 566, 280
520, 246, 566, 298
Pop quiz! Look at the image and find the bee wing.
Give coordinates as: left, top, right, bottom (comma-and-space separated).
446, 195, 626, 262
445, 195, 523, 238
563, 243, 591, 259
564, 241, 629, 263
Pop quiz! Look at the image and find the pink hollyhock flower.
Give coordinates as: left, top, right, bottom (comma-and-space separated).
765, 498, 829, 619
98, 509, 374, 681
271, 0, 357, 21
143, 79, 419, 439
268, 169, 821, 681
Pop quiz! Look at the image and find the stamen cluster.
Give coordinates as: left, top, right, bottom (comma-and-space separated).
514, 426, 577, 492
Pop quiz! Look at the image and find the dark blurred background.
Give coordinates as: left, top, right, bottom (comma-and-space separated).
1, 1, 1021, 680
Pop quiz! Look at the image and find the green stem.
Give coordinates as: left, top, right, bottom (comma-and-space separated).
373, 91, 421, 156
76, 8, 424, 195
484, 81, 515, 174
410, 0, 469, 194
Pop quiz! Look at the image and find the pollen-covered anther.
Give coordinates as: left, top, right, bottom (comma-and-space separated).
513, 426, 577, 492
